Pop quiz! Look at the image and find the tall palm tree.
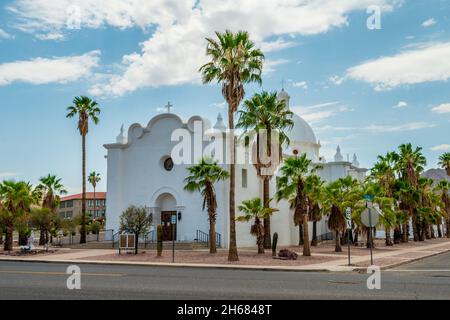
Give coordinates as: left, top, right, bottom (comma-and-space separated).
88, 172, 101, 220
323, 177, 360, 252
66, 96, 100, 244
395, 143, 426, 241
184, 158, 229, 253
36, 174, 67, 245
0, 181, 37, 250
200, 30, 264, 261
438, 153, 450, 176
435, 180, 450, 238
237, 198, 278, 254
276, 154, 317, 256
237, 91, 293, 249
304, 174, 325, 246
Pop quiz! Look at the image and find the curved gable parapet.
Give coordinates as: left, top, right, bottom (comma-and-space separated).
104, 113, 212, 150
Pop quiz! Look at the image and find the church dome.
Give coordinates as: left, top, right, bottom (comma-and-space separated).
288, 113, 317, 144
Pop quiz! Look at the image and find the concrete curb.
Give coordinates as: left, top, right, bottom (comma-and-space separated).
1, 247, 449, 273
0, 257, 358, 273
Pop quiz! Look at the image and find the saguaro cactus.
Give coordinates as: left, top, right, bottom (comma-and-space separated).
157, 225, 163, 257
272, 232, 278, 257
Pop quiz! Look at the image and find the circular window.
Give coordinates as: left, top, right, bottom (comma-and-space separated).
163, 157, 174, 171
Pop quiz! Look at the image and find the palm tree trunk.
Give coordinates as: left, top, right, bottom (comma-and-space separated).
257, 235, 265, 254
209, 215, 217, 254
93, 186, 96, 221
412, 215, 419, 242
394, 226, 401, 244
263, 177, 271, 249
39, 228, 46, 246
424, 221, 430, 240
18, 232, 28, 246
430, 225, 435, 239
298, 224, 304, 246
385, 228, 393, 246
302, 214, 311, 256
227, 110, 238, 261
80, 133, 87, 244
334, 231, 342, 252
4, 226, 13, 251
446, 218, 450, 238
366, 227, 374, 249
402, 222, 409, 242
437, 221, 442, 238
311, 221, 318, 246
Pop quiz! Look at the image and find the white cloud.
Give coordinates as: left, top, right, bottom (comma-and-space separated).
329, 75, 344, 85
315, 122, 436, 133
430, 144, 450, 152
0, 172, 21, 179
292, 81, 308, 90
0, 28, 14, 39
0, 51, 100, 86
36, 32, 65, 41
431, 103, 450, 114
7, 0, 400, 96
393, 101, 408, 109
210, 101, 226, 109
422, 18, 436, 28
292, 101, 349, 123
259, 38, 296, 53
366, 122, 437, 133
345, 41, 450, 90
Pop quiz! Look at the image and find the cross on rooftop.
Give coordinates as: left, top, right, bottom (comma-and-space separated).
165, 101, 173, 113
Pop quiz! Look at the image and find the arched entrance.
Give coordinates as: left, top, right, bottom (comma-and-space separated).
156, 193, 177, 241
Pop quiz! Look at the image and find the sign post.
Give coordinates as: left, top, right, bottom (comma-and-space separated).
362, 195, 377, 266
171, 214, 177, 263
346, 207, 352, 266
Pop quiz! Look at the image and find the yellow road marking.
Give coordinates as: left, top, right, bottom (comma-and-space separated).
0, 270, 123, 277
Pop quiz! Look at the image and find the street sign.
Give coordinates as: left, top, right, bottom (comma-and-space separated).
363, 194, 375, 201
361, 208, 379, 228
346, 208, 352, 229
171, 215, 177, 224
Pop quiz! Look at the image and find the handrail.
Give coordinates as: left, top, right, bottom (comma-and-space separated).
195, 230, 222, 248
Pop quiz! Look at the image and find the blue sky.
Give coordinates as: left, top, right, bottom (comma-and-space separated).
0, 0, 449, 193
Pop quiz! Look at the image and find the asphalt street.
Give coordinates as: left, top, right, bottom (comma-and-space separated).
0, 252, 449, 300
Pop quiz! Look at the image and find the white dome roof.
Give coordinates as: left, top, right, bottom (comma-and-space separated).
288, 113, 317, 144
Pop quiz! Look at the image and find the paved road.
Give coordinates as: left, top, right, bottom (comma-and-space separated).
0, 252, 449, 300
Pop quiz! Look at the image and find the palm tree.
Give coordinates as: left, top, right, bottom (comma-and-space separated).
304, 174, 325, 246
438, 153, 450, 176
435, 180, 450, 238
88, 172, 101, 220
237, 91, 293, 249
395, 143, 426, 241
66, 96, 100, 244
361, 182, 396, 246
184, 158, 229, 253
200, 30, 264, 261
276, 154, 318, 256
36, 174, 67, 245
237, 198, 278, 254
323, 177, 360, 252
0, 181, 37, 250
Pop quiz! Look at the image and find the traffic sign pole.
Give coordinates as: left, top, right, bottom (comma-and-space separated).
346, 208, 351, 266
171, 214, 176, 263
368, 205, 374, 266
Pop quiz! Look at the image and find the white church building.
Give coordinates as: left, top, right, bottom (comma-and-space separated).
104, 89, 367, 247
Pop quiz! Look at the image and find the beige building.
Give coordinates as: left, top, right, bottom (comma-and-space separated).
58, 192, 106, 220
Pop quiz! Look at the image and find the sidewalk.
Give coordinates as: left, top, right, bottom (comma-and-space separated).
1, 238, 449, 272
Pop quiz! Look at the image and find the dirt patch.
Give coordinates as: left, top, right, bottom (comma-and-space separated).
79, 249, 343, 267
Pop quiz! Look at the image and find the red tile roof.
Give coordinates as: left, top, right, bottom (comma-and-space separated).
60, 192, 106, 202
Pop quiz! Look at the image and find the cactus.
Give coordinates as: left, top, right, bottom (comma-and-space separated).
157, 225, 163, 257
272, 232, 278, 257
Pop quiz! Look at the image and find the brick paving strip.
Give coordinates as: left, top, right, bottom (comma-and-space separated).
1, 239, 449, 272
